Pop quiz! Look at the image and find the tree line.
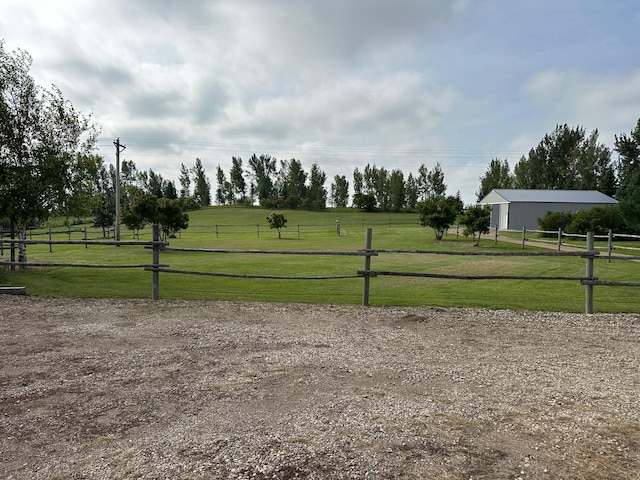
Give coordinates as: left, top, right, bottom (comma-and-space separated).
213, 155, 451, 213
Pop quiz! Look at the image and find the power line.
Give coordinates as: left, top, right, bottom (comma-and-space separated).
96, 136, 527, 162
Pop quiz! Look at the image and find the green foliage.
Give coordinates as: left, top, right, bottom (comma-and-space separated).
567, 206, 628, 235
614, 118, 640, 191
124, 190, 189, 240
418, 195, 463, 240
538, 211, 574, 234
459, 205, 491, 245
93, 195, 115, 237
618, 174, 640, 233
476, 158, 513, 201
157, 198, 189, 240
249, 154, 277, 204
192, 158, 211, 207
0, 41, 98, 262
353, 193, 377, 211
331, 175, 349, 208
514, 124, 614, 192
615, 119, 640, 231
266, 211, 287, 239
538, 207, 629, 235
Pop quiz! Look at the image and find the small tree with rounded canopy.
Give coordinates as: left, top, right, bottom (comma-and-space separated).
460, 204, 491, 246
418, 195, 462, 240
266, 212, 287, 239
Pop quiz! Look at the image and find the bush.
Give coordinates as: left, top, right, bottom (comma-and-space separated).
567, 206, 628, 235
538, 211, 573, 235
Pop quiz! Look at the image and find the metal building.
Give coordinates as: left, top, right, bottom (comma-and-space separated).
478, 189, 618, 230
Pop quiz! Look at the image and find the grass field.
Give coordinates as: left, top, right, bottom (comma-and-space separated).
2, 206, 639, 312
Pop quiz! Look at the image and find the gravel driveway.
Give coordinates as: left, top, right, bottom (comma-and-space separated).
1, 296, 639, 479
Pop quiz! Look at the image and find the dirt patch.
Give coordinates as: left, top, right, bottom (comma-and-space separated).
1, 297, 640, 479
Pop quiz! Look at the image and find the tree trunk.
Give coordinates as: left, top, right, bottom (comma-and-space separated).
16, 222, 28, 264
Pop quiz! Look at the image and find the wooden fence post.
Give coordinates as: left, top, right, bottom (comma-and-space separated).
521, 226, 526, 250
49, 228, 53, 253
10, 220, 15, 271
0, 226, 3, 257
494, 225, 498, 245
362, 228, 373, 306
585, 231, 594, 314
557, 228, 562, 252
84, 226, 88, 248
608, 229, 613, 263
152, 224, 160, 301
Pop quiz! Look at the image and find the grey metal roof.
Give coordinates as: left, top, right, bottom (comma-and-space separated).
482, 189, 617, 204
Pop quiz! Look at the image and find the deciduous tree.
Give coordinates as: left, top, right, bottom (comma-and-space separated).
615, 119, 640, 230
476, 158, 513, 201
0, 41, 99, 262
418, 195, 462, 240
266, 212, 287, 239
331, 175, 349, 208
192, 158, 211, 207
459, 204, 491, 246
229, 156, 246, 204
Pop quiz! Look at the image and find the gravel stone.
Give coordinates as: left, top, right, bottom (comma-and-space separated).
1, 296, 639, 479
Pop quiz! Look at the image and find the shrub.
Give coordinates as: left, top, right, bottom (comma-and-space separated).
567, 206, 627, 235
538, 211, 573, 235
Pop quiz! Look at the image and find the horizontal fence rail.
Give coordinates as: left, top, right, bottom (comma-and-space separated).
500, 227, 640, 260
2, 226, 639, 313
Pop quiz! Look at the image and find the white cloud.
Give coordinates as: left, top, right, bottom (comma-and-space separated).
523, 69, 640, 138
2, 0, 640, 206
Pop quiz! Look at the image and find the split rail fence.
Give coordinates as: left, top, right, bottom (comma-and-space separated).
2, 226, 639, 313
499, 226, 640, 259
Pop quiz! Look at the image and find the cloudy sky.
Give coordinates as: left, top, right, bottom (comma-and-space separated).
2, 0, 639, 204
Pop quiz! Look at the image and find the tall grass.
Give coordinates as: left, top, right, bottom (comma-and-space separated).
2, 206, 639, 312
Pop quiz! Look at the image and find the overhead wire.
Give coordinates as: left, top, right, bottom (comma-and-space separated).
95, 136, 528, 167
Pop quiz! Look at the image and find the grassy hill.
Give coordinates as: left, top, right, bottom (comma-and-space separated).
2, 206, 639, 312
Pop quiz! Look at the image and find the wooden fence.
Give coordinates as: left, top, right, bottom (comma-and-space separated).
2, 226, 639, 313
502, 227, 640, 259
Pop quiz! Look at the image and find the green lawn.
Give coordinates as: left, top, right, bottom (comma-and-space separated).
2, 206, 639, 312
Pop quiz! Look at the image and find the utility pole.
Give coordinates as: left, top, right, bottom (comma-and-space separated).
113, 138, 126, 242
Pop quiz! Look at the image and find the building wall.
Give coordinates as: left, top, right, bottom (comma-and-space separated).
505, 202, 611, 230
489, 204, 510, 229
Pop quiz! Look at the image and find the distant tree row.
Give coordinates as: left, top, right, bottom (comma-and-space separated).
215, 155, 327, 210
214, 157, 452, 213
